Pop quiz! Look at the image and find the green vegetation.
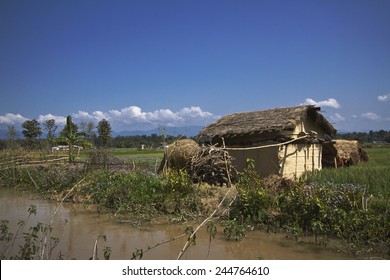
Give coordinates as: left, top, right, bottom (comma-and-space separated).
80, 169, 202, 219
56, 116, 93, 162
107, 148, 164, 159
304, 147, 390, 197
0, 205, 61, 260
96, 119, 112, 147
0, 148, 205, 220
228, 149, 389, 258
0, 146, 388, 259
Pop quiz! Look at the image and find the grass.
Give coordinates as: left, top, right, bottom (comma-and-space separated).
304, 147, 390, 197
109, 148, 164, 158
80, 148, 164, 159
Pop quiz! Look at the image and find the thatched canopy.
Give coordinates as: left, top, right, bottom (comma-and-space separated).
199, 105, 336, 140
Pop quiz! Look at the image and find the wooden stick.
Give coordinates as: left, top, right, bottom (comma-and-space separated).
40, 177, 85, 259
176, 186, 233, 260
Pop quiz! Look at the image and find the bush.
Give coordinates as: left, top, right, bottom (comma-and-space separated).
80, 169, 203, 218
229, 160, 389, 258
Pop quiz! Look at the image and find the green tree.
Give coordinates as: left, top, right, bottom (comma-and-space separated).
97, 119, 112, 147
43, 119, 58, 143
60, 118, 78, 138
22, 119, 42, 144
57, 116, 92, 162
7, 125, 19, 149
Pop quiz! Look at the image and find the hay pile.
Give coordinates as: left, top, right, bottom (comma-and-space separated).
159, 139, 202, 172
333, 140, 368, 166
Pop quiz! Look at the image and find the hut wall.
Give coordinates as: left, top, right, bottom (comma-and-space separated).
229, 146, 280, 178
293, 118, 327, 139
279, 143, 322, 179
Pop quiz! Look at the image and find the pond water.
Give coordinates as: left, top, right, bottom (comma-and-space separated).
0, 187, 354, 260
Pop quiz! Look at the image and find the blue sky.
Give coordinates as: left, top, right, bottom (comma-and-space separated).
1, 0, 389, 133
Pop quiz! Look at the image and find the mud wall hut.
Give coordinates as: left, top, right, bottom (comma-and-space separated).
198, 105, 336, 179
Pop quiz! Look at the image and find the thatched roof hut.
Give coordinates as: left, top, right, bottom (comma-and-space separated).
199, 105, 336, 144
199, 105, 336, 179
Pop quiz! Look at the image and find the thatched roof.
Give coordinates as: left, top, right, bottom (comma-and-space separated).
199, 105, 336, 139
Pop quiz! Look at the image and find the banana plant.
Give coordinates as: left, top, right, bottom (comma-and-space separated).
56, 116, 93, 162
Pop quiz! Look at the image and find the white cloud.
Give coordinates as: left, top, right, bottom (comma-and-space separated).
304, 98, 341, 109
329, 113, 345, 122
92, 111, 108, 120
37, 114, 66, 124
361, 112, 381, 120
0, 106, 218, 131
377, 93, 390, 102
0, 113, 28, 125
179, 106, 213, 119
72, 105, 218, 130
73, 111, 92, 119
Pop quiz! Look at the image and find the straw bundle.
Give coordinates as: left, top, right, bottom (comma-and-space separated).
159, 139, 202, 172
333, 140, 368, 166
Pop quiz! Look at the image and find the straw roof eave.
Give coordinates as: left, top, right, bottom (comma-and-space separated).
199, 105, 336, 139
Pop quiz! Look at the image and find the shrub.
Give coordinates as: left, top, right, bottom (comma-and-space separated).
230, 160, 389, 257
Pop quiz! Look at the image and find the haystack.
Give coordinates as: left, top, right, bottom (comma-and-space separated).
323, 140, 368, 167
158, 139, 201, 172
334, 140, 368, 166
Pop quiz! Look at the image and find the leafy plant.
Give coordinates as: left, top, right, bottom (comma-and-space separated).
0, 205, 60, 260
223, 219, 246, 241
56, 115, 92, 162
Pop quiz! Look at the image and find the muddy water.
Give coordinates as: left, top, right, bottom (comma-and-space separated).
0, 187, 354, 260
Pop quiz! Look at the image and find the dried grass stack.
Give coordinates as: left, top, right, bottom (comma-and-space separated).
333, 140, 369, 166
159, 139, 202, 172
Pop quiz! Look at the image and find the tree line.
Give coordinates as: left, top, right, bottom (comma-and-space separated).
2, 117, 389, 151
336, 130, 390, 144
1, 117, 112, 151
0, 117, 184, 150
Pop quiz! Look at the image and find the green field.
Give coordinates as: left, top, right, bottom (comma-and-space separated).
107, 148, 164, 159
304, 147, 390, 197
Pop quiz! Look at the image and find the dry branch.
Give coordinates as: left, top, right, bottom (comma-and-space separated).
187, 145, 236, 187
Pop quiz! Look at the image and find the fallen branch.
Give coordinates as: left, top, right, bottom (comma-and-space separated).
176, 186, 233, 260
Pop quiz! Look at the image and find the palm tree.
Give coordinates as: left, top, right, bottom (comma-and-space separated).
57, 116, 92, 162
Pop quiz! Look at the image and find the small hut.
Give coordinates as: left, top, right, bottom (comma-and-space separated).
198, 105, 336, 179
